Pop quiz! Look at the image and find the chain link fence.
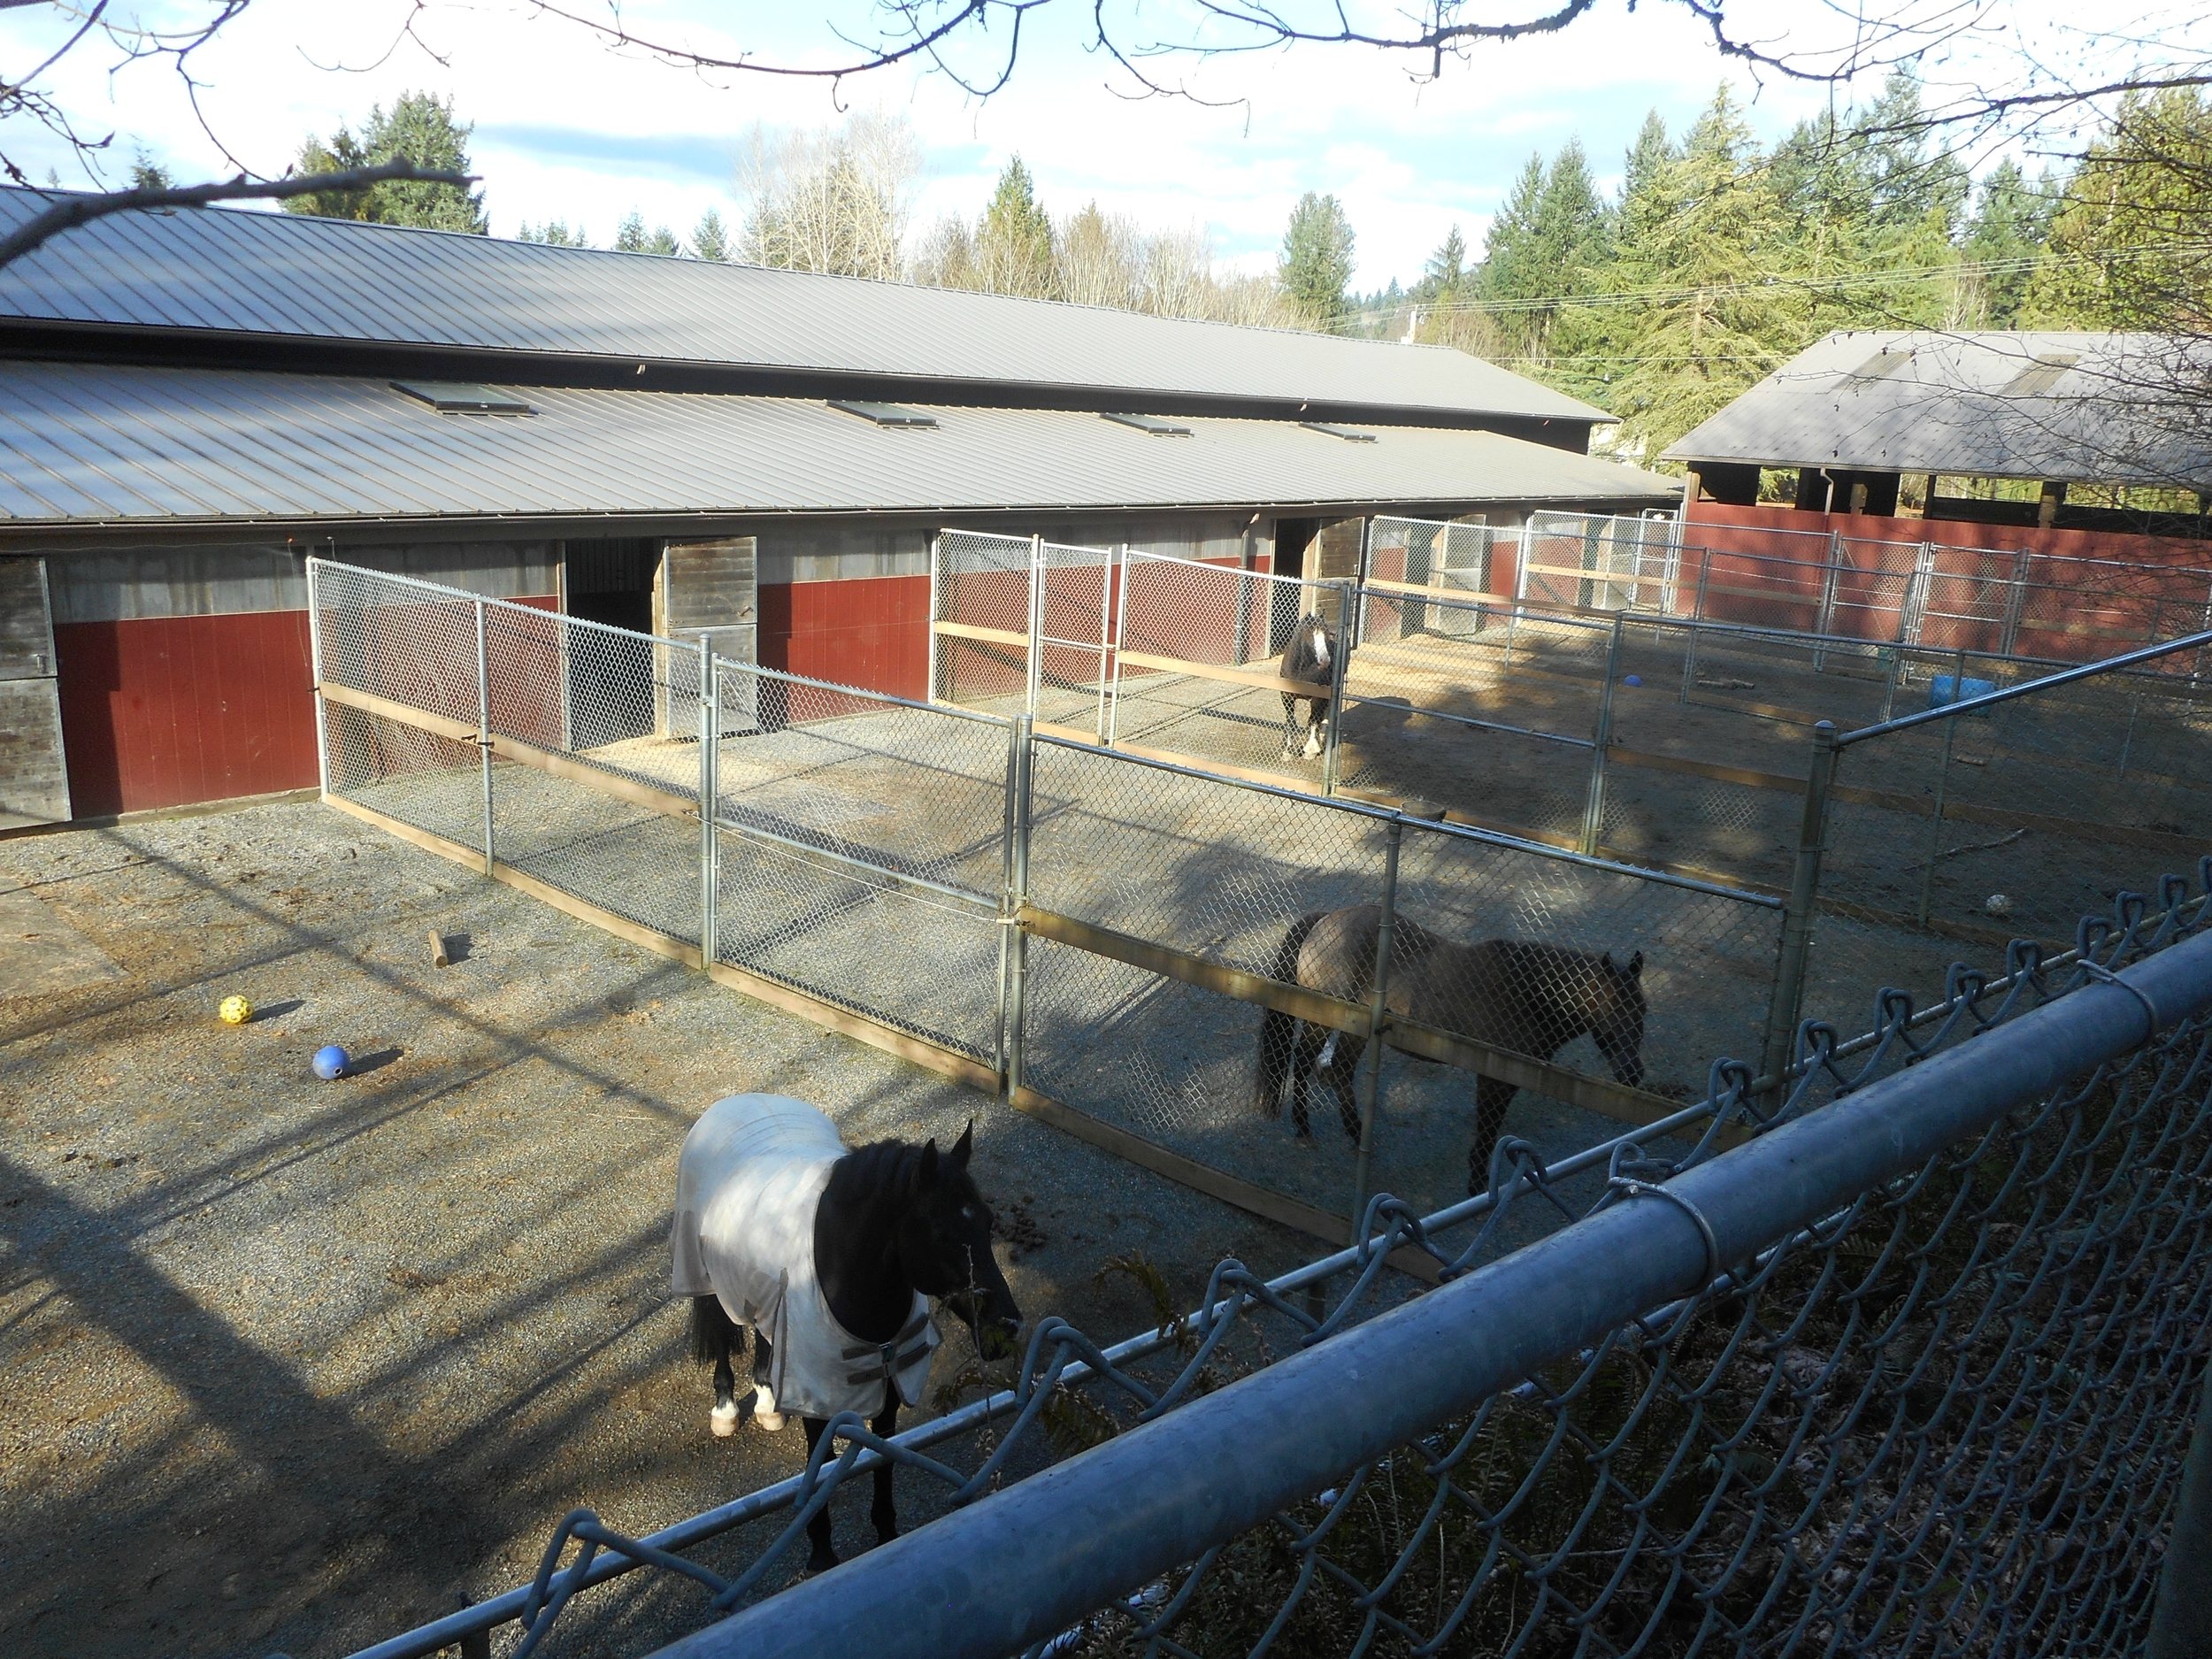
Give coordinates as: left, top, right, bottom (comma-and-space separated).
350, 869, 2212, 1659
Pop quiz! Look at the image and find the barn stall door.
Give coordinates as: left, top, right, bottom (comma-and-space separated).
655, 537, 758, 732
0, 557, 69, 826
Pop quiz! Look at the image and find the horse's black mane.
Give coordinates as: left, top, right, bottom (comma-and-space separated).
832, 1136, 974, 1205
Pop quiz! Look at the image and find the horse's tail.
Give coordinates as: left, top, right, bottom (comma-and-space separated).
690, 1293, 739, 1364
1254, 911, 1324, 1117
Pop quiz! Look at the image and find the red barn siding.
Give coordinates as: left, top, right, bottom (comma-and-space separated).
53, 595, 557, 818
759, 575, 930, 700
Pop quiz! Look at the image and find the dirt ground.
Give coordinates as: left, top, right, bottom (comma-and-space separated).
0, 800, 1318, 1659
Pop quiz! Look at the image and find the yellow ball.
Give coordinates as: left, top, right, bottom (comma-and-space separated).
219, 995, 254, 1025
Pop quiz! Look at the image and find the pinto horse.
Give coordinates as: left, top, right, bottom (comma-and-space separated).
1251, 905, 1647, 1190
672, 1094, 1020, 1571
1278, 613, 1339, 761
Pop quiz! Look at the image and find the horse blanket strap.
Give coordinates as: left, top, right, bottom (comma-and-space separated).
671, 1094, 941, 1419
842, 1311, 934, 1386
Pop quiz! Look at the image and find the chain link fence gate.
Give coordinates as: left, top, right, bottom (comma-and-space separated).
346, 870, 2212, 1659
649, 897, 2212, 1659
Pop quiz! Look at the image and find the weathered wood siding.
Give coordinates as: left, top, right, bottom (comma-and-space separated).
0, 557, 69, 826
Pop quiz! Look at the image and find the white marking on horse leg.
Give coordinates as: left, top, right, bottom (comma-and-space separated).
710, 1400, 739, 1438
754, 1383, 786, 1432
1302, 721, 1324, 759
1316, 1029, 1340, 1071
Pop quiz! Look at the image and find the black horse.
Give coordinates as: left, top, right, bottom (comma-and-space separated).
674, 1095, 1021, 1571
1279, 613, 1339, 761
1252, 905, 1647, 1190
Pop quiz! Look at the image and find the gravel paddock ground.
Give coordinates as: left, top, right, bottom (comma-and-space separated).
0, 801, 1317, 1659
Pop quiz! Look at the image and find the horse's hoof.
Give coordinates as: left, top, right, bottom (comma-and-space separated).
1294, 1132, 1317, 1148
710, 1401, 739, 1439
755, 1409, 787, 1432
805, 1548, 840, 1574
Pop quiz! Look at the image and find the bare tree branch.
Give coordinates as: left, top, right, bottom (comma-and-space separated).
0, 163, 475, 268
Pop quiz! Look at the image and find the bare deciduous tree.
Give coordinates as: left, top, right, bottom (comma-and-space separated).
741, 110, 921, 280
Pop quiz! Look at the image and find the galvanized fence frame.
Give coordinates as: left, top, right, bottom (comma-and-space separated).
347, 868, 2212, 1659
312, 558, 1774, 1242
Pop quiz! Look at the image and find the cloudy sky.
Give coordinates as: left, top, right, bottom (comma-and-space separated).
6, 0, 2133, 290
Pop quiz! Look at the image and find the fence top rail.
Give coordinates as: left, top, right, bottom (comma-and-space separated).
309, 556, 1012, 731
1836, 627, 2212, 745
1032, 731, 1780, 908
935, 527, 1117, 558
1124, 545, 1351, 594
715, 655, 1014, 728
669, 927, 2212, 1659
1364, 585, 1613, 632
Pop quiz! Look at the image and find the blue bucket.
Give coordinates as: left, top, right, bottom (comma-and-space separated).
1929, 674, 1997, 712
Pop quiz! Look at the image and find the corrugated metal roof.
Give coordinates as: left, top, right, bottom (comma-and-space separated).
0, 362, 1676, 527
1664, 330, 2212, 490
0, 190, 1609, 425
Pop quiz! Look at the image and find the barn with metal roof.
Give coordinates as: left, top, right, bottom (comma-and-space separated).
0, 190, 1676, 825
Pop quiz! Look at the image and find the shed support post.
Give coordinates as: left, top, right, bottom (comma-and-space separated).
1096, 547, 1119, 744
1759, 720, 1839, 1105
475, 598, 494, 877
1348, 814, 1403, 1235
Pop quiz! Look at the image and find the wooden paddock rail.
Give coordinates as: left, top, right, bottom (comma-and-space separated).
1017, 903, 1740, 1149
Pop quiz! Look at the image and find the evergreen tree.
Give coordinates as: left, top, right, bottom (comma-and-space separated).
974, 156, 1056, 296
518, 219, 589, 247
1279, 192, 1357, 331
284, 92, 485, 232
1962, 160, 2055, 325
2023, 88, 2211, 329
128, 148, 173, 191
691, 206, 732, 262
1602, 86, 1805, 459
1419, 225, 1466, 302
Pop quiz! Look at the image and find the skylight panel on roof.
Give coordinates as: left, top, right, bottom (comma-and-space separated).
1101, 412, 1194, 436
1301, 421, 1378, 442
2001, 354, 2080, 396
1843, 349, 1915, 382
830, 400, 939, 427
390, 380, 534, 415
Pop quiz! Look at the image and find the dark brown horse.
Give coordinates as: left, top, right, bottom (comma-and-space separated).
1252, 904, 1647, 1191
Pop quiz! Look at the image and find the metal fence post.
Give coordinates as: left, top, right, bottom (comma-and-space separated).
699, 645, 718, 968
1758, 720, 1839, 1101
1322, 580, 1352, 797
1096, 547, 1119, 743
2149, 1356, 2212, 1659
1578, 613, 1624, 856
1813, 530, 1842, 669
1107, 551, 1132, 747
1914, 655, 1964, 926
926, 533, 943, 705
306, 558, 330, 798
1025, 534, 1045, 719
474, 597, 495, 877
1000, 715, 1035, 1100
1348, 814, 1403, 1232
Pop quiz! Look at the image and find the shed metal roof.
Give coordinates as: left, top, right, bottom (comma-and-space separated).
1664, 330, 2212, 491
0, 191, 1609, 426
0, 362, 1674, 529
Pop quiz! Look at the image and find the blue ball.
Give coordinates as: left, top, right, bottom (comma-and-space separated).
1623, 674, 1643, 687
312, 1044, 349, 1080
